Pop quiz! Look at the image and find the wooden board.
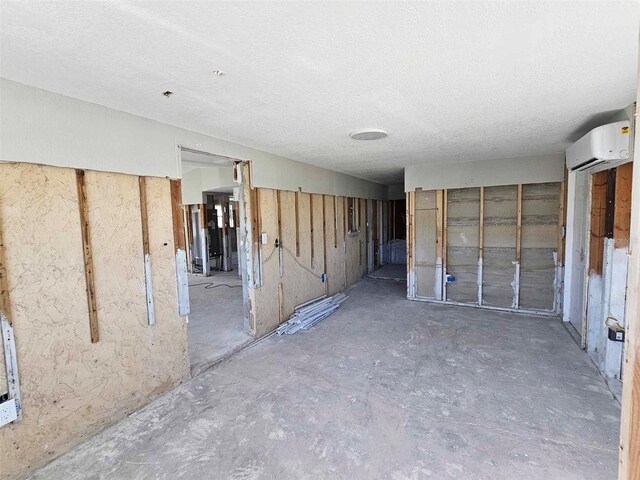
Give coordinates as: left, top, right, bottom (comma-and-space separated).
76, 170, 99, 343
614, 162, 633, 248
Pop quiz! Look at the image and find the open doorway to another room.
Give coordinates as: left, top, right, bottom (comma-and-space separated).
180, 149, 252, 375
370, 196, 406, 281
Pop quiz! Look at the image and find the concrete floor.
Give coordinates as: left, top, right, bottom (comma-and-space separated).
187, 271, 252, 376
30, 278, 620, 480
369, 263, 406, 281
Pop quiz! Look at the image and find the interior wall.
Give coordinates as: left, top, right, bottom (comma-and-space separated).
181, 166, 235, 205
409, 182, 562, 314
405, 154, 565, 192
0, 163, 190, 478
247, 186, 371, 337
1, 79, 385, 200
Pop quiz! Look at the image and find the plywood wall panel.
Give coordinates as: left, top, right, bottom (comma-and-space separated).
0, 163, 189, 478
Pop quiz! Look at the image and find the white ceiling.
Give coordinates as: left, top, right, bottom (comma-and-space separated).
1, 1, 638, 184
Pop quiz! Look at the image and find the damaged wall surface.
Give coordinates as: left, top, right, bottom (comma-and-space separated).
0, 163, 190, 478
239, 170, 372, 337
408, 182, 563, 314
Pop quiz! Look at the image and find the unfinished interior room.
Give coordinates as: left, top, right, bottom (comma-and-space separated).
1, 2, 640, 479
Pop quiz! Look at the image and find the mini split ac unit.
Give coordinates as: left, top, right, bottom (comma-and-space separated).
566, 120, 631, 172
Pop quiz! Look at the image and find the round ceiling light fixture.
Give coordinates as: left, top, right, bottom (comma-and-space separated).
349, 128, 389, 141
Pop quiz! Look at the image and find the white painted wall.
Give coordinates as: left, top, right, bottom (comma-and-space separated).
404, 154, 565, 192
0, 79, 386, 199
182, 167, 235, 205
387, 183, 405, 200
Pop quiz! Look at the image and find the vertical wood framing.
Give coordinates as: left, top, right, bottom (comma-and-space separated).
0, 214, 12, 326
139, 177, 155, 326
513, 184, 523, 309
478, 187, 485, 305
406, 192, 414, 298
343, 196, 348, 239
76, 169, 99, 343
276, 190, 283, 278
310, 194, 314, 267
556, 180, 566, 313
333, 196, 338, 248
435, 189, 444, 301
442, 189, 448, 301
278, 282, 284, 324
295, 191, 300, 256
322, 194, 329, 294
614, 162, 633, 249
170, 179, 190, 317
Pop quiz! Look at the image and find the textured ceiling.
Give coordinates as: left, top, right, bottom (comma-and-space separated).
1, 1, 638, 184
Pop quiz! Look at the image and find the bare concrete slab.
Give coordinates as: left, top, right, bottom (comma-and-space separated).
29, 278, 620, 480
187, 272, 252, 376
369, 263, 406, 281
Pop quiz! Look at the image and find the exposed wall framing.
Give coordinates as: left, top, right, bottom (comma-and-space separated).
139, 177, 155, 325
408, 182, 562, 315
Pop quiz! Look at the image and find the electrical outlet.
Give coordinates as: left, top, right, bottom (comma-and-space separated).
0, 399, 17, 427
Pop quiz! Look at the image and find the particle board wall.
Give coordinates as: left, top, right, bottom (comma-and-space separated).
250, 187, 367, 337
410, 181, 562, 314
0, 163, 189, 479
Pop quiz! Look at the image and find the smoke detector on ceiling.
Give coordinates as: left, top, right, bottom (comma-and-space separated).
349, 128, 388, 141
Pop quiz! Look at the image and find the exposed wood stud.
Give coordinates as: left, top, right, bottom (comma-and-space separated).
333, 196, 338, 248
76, 169, 99, 343
514, 184, 523, 309
278, 282, 284, 324
590, 171, 608, 275
0, 212, 12, 326
310, 194, 314, 267
442, 189, 448, 301
614, 162, 633, 248
170, 180, 186, 252
478, 187, 485, 306
139, 177, 155, 326
322, 194, 328, 294
435, 190, 444, 301
199, 202, 209, 276
343, 196, 348, 239
295, 191, 300, 257
516, 184, 523, 263
558, 180, 566, 265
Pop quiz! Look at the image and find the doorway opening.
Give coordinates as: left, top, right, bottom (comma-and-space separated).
180, 148, 252, 375
370, 197, 406, 281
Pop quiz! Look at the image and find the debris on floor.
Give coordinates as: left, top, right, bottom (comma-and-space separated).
276, 293, 348, 335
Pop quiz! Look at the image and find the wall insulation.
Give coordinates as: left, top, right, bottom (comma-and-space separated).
0, 163, 190, 478
409, 181, 563, 314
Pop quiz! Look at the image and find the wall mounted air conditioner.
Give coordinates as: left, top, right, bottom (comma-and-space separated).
566, 120, 631, 172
